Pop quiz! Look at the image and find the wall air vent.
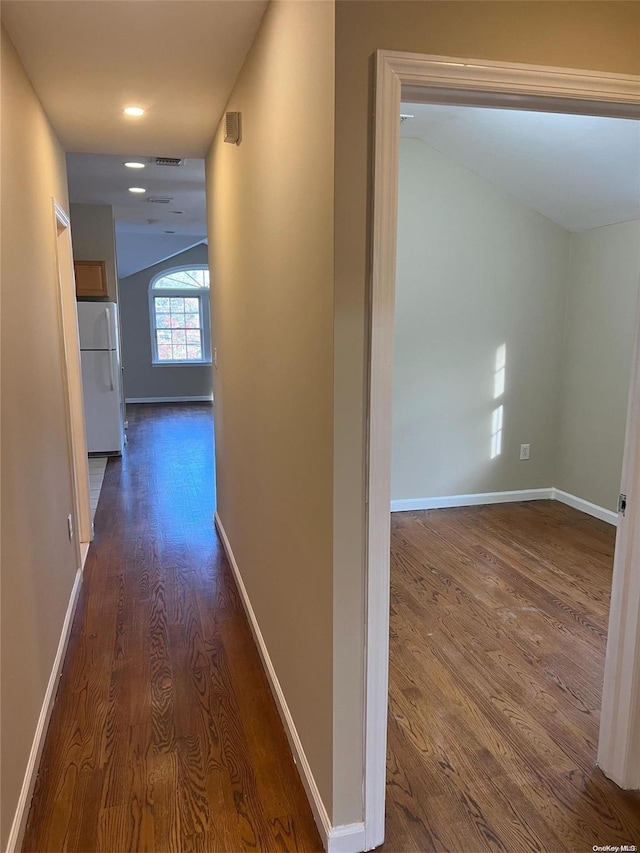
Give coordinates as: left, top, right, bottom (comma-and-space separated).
224, 111, 241, 145
147, 197, 173, 204
155, 157, 183, 167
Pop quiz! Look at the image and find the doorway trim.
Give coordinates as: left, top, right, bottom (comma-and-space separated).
53, 200, 92, 566
364, 50, 640, 848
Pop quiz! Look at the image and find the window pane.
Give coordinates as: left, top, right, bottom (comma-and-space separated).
152, 272, 208, 363
152, 268, 210, 289
168, 271, 198, 287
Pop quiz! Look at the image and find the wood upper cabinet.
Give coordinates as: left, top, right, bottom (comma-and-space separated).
74, 260, 108, 298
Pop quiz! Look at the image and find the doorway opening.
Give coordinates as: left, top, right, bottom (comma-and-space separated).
364, 52, 640, 850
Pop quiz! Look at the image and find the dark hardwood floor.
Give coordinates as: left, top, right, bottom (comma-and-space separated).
383, 502, 640, 852
23, 404, 322, 853
24, 406, 640, 852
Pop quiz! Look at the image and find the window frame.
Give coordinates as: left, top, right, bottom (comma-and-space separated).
148, 264, 212, 366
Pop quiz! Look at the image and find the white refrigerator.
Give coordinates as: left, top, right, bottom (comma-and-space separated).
77, 302, 125, 454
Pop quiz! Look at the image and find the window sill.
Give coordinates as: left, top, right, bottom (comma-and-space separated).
151, 360, 212, 367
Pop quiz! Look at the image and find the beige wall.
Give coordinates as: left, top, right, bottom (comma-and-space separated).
393, 138, 569, 500
334, 0, 640, 826
70, 202, 119, 301
1, 27, 77, 849
206, 0, 335, 821
556, 222, 640, 511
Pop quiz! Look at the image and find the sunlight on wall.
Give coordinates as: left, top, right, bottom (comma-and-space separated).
494, 343, 506, 399
491, 344, 507, 459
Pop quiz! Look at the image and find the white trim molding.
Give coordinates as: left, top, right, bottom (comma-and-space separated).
6, 568, 83, 853
214, 513, 365, 853
366, 48, 640, 847
125, 395, 213, 404
391, 488, 553, 512
53, 201, 70, 229
552, 488, 618, 526
328, 823, 367, 853
598, 279, 640, 790
53, 198, 93, 558
390, 487, 618, 527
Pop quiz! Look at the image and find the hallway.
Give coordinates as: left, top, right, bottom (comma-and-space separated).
23, 404, 322, 853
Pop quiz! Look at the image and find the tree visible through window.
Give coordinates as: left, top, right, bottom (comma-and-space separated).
150, 267, 211, 363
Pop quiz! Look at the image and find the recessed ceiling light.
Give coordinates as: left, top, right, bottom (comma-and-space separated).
128, 187, 146, 193
124, 161, 145, 169
123, 106, 144, 117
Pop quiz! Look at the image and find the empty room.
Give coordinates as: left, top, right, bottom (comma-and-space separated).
385, 103, 640, 850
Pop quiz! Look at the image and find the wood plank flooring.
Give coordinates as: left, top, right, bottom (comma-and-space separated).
382, 502, 640, 852
23, 404, 322, 853
24, 404, 640, 851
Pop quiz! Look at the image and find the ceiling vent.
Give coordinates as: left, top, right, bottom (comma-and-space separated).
147, 197, 173, 204
155, 157, 184, 167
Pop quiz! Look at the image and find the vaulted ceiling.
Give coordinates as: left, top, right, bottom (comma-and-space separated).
401, 103, 640, 232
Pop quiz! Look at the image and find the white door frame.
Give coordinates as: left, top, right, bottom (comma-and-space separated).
53, 200, 92, 566
364, 50, 640, 849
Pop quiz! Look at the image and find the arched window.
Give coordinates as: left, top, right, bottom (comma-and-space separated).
149, 266, 211, 364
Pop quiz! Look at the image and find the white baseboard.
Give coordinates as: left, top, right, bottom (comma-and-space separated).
125, 395, 213, 403
552, 488, 618, 526
214, 512, 366, 853
391, 488, 552, 512
328, 822, 367, 853
391, 487, 618, 526
6, 568, 83, 853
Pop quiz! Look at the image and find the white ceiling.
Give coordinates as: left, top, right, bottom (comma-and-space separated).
401, 103, 640, 232
66, 152, 207, 276
1, 0, 267, 158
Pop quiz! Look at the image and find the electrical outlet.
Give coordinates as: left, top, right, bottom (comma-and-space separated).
67, 513, 74, 540
520, 443, 531, 461
213, 348, 218, 369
